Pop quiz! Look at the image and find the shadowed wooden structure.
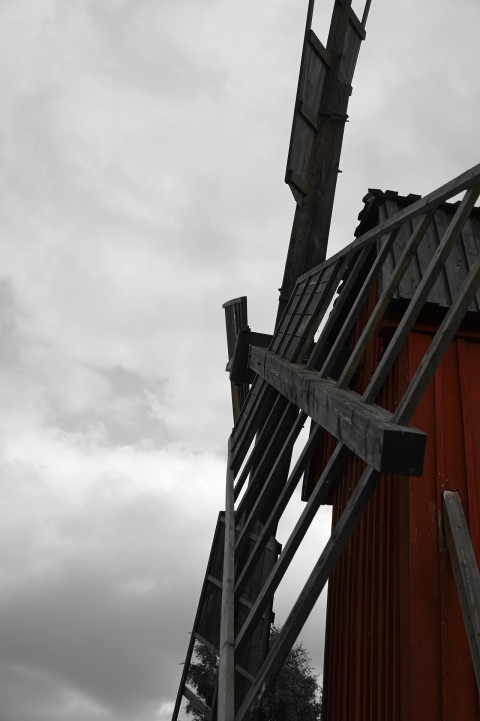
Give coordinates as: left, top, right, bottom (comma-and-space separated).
173, 2, 480, 720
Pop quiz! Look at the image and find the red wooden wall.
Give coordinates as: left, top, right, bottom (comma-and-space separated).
318, 315, 480, 720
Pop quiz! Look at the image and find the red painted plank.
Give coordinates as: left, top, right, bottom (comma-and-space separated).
321, 310, 480, 720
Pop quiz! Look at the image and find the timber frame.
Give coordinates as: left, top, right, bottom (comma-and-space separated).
172, 0, 480, 719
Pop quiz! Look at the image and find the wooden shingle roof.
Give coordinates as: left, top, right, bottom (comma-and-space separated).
355, 189, 480, 311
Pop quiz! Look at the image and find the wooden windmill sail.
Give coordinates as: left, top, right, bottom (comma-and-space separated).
172, 1, 480, 720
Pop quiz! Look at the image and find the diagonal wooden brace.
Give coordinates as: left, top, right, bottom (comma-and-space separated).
249, 346, 426, 475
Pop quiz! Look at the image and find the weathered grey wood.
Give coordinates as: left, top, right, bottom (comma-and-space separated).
278, 0, 368, 323
301, 162, 480, 283
280, 254, 350, 364
235, 422, 323, 601
395, 245, 480, 424
235, 398, 298, 521
229, 331, 272, 385
460, 216, 480, 309
235, 443, 350, 656
235, 412, 307, 556
172, 632, 197, 721
235, 665, 255, 685
218, 446, 235, 721
363, 184, 480, 404
249, 347, 426, 475
308, 29, 332, 65
172, 514, 226, 721
307, 245, 371, 372
194, 631, 219, 655
184, 685, 212, 719
233, 392, 288, 501
223, 297, 249, 423
230, 380, 276, 474
361, 0, 372, 25
233, 180, 480, 721
442, 491, 480, 693
336, 212, 432, 388
236, 463, 380, 721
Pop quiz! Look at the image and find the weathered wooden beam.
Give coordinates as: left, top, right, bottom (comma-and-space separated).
442, 491, 480, 693
312, 162, 480, 277
249, 346, 426, 475
363, 184, 480, 404
218, 445, 235, 721
183, 685, 212, 720
335, 214, 431, 388
229, 330, 272, 385
278, 0, 366, 323
236, 462, 380, 721
223, 297, 250, 423
235, 420, 321, 601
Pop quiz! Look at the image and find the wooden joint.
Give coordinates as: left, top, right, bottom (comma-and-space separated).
285, 168, 308, 196
308, 29, 332, 65
249, 347, 426, 475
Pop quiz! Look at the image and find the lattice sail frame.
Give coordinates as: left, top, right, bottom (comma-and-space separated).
218, 165, 480, 721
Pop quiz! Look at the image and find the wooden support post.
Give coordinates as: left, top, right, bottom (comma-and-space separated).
442, 490, 480, 693
223, 297, 250, 423
218, 442, 236, 721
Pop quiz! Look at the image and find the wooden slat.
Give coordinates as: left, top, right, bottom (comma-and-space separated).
308, 162, 480, 279
282, 254, 351, 363
183, 685, 212, 719
235, 665, 256, 685
172, 514, 226, 721
194, 630, 219, 655
249, 347, 426, 475
223, 296, 249, 423
235, 412, 307, 554
395, 245, 480, 424
235, 399, 298, 522
235, 443, 350, 656
307, 244, 372, 372
233, 392, 292, 501
218, 445, 235, 721
235, 422, 323, 600
236, 463, 380, 721
308, 28, 332, 65
172, 633, 196, 721
279, 0, 368, 322
442, 490, 480, 692
230, 380, 276, 474
363, 185, 480, 404
336, 213, 432, 388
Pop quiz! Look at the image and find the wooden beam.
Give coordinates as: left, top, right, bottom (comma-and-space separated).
362, 184, 480, 404
279, 0, 366, 322
442, 491, 480, 693
308, 162, 480, 280
223, 297, 250, 423
183, 685, 212, 720
229, 330, 272, 385
249, 347, 426, 475
218, 444, 235, 721
236, 463, 380, 721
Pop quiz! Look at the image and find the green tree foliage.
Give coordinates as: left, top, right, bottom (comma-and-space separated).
185, 626, 322, 721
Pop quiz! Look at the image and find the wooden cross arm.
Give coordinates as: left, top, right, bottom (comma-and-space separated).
249, 346, 426, 476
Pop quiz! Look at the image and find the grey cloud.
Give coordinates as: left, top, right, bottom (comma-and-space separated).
0, 278, 21, 367
56, 0, 229, 103
0, 453, 223, 719
49, 366, 172, 448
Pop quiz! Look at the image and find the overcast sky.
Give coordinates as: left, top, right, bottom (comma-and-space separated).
0, 1, 479, 720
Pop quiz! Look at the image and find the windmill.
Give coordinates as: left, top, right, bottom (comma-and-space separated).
173, 1, 480, 719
